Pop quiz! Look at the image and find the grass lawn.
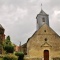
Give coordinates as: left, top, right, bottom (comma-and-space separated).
0, 58, 3, 60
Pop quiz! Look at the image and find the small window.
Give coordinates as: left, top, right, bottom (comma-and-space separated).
42, 18, 45, 22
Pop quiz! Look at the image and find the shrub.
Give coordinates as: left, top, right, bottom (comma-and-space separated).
3, 54, 18, 60
15, 52, 24, 60
3, 35, 14, 53
3, 56, 11, 60
4, 45, 14, 53
15, 52, 24, 56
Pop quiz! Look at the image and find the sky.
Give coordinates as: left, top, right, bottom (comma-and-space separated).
0, 0, 60, 46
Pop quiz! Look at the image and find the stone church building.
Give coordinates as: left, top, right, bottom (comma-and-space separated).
23, 9, 60, 60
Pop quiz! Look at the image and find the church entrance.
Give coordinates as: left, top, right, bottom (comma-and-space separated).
44, 50, 49, 60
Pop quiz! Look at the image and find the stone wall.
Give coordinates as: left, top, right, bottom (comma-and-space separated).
24, 55, 42, 60
27, 24, 60, 59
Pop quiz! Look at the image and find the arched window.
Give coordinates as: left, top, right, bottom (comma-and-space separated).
42, 18, 45, 22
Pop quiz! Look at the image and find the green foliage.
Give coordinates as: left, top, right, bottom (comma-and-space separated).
3, 57, 9, 60
3, 54, 18, 60
15, 52, 24, 60
5, 36, 11, 45
4, 45, 14, 53
15, 52, 24, 56
0, 58, 3, 60
4, 36, 11, 46
3, 36, 14, 53
6, 36, 10, 41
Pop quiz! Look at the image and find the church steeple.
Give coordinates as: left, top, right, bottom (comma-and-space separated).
36, 8, 49, 30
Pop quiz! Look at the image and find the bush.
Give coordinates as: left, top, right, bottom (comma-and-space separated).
0, 58, 3, 60
3, 54, 18, 60
15, 52, 24, 56
15, 52, 24, 60
3, 56, 11, 60
4, 45, 14, 53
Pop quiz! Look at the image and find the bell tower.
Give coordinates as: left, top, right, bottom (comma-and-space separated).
36, 8, 49, 30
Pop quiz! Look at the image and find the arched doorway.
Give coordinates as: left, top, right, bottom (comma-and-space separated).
44, 50, 49, 60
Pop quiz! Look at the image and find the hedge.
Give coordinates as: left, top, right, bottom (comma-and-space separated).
15, 52, 24, 60
3, 54, 18, 60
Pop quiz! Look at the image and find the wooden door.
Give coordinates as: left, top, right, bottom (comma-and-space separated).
44, 50, 49, 60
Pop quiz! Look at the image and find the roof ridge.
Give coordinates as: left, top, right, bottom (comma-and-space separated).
39, 9, 48, 15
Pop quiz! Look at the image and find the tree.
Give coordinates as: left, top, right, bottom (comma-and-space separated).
5, 36, 10, 44
6, 36, 10, 41
4, 45, 14, 53
3, 36, 14, 53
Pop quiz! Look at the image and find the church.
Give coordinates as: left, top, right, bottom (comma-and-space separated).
23, 8, 60, 60
0, 6, 60, 60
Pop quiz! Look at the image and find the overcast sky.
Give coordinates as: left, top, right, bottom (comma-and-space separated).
0, 0, 60, 46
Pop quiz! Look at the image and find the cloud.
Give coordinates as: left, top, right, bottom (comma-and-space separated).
0, 4, 29, 45
50, 9, 60, 35
0, 0, 60, 45
29, 0, 50, 3
0, 5, 28, 24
